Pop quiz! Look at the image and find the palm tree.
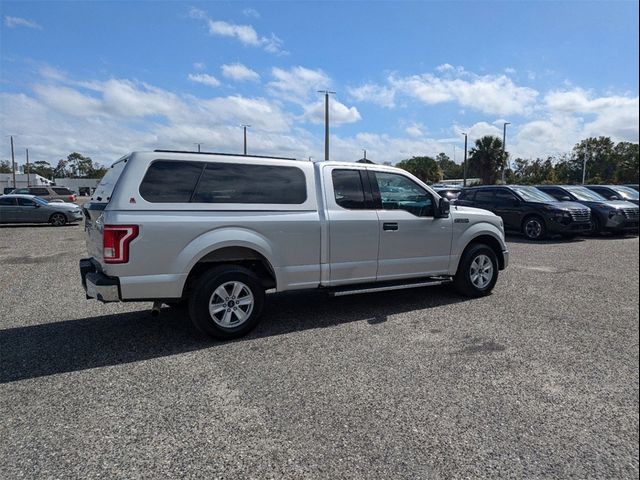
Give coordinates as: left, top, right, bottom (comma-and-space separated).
468, 135, 507, 185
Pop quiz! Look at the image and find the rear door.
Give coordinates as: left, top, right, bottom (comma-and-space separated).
323, 166, 379, 285
370, 170, 452, 280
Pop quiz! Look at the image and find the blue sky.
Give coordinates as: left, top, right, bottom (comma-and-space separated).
1, 1, 638, 166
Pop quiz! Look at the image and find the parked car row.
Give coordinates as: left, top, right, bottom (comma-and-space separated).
9, 186, 77, 202
452, 184, 639, 240
0, 194, 83, 226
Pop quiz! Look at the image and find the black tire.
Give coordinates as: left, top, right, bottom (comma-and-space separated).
49, 213, 67, 227
522, 215, 546, 240
188, 265, 265, 340
453, 244, 499, 297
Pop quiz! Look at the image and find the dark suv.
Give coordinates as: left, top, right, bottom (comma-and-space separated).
537, 185, 639, 234
456, 185, 592, 240
584, 185, 639, 206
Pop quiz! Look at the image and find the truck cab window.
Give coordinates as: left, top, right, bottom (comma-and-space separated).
332, 169, 367, 209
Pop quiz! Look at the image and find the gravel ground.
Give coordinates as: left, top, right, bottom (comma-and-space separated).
1, 224, 638, 479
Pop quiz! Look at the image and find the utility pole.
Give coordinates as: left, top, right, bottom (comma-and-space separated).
582, 148, 589, 185
241, 125, 250, 155
462, 133, 468, 187
193, 143, 201, 153
501, 122, 510, 183
25, 148, 30, 186
318, 90, 335, 161
10, 135, 16, 189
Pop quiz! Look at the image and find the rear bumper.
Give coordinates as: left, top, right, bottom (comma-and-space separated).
80, 258, 120, 302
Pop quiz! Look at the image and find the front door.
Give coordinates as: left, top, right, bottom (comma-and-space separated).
369, 170, 452, 280
492, 188, 522, 231
15, 197, 49, 223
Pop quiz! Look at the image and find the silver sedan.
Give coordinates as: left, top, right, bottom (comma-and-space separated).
0, 194, 83, 226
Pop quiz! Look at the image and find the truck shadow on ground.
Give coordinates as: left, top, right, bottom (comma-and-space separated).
1, 286, 467, 383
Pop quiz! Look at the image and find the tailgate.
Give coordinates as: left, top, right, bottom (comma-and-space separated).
83, 202, 106, 261
83, 155, 128, 262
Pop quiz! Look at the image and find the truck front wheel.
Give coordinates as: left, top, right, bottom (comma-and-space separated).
453, 244, 498, 297
188, 265, 265, 340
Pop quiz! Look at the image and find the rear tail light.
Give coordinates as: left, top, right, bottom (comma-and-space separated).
69, 194, 76, 201
103, 225, 139, 264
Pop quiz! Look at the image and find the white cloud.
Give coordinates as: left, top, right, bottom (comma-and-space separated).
188, 73, 221, 88
242, 8, 261, 18
189, 8, 284, 54
4, 15, 42, 29
390, 72, 539, 116
405, 124, 425, 138
545, 88, 640, 142
221, 63, 260, 82
268, 66, 331, 104
33, 84, 103, 117
192, 62, 206, 71
348, 83, 396, 108
1, 65, 638, 168
302, 98, 361, 126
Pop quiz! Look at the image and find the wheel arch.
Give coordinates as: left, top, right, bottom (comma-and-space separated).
461, 234, 506, 270
182, 245, 277, 299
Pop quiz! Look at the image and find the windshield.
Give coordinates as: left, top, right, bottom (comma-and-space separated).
610, 186, 639, 200
565, 186, 606, 202
511, 186, 557, 203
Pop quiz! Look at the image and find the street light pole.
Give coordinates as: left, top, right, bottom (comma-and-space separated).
10, 135, 16, 189
501, 122, 511, 183
193, 143, 201, 153
318, 90, 335, 161
241, 125, 250, 155
462, 133, 468, 187
582, 148, 589, 185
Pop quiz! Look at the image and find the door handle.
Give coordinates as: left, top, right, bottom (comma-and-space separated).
383, 222, 398, 231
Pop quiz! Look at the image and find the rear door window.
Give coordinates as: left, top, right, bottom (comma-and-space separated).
53, 188, 71, 195
0, 197, 17, 206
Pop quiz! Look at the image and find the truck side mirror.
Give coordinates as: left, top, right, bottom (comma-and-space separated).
435, 197, 450, 218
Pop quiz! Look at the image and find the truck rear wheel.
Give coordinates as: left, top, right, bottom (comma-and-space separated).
453, 244, 498, 297
188, 265, 265, 340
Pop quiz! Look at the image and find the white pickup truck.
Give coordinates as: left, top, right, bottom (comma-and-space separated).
81, 150, 508, 339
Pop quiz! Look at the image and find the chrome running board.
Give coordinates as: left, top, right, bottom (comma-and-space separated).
330, 277, 452, 297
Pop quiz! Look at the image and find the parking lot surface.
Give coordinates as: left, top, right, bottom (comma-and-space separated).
1, 224, 638, 479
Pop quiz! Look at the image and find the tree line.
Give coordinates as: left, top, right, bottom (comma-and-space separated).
396, 136, 639, 185
0, 152, 109, 179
